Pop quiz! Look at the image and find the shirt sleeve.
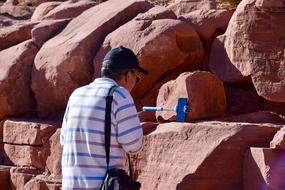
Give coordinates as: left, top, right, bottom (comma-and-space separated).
115, 89, 144, 154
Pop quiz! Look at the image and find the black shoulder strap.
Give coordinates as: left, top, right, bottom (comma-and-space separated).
105, 85, 117, 168
104, 85, 133, 181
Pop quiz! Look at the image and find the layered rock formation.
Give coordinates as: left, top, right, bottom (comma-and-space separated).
93, 6, 204, 103
0, 119, 60, 189
0, 0, 284, 189
31, 0, 153, 117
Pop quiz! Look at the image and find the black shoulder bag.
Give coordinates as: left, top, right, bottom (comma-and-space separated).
100, 85, 141, 190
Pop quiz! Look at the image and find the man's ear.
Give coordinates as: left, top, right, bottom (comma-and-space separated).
124, 71, 129, 83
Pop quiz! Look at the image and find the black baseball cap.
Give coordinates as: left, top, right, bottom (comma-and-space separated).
102, 46, 148, 75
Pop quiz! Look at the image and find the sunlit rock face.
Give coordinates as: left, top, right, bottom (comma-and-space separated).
209, 0, 285, 103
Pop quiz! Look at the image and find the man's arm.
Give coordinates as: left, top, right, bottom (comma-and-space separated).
115, 90, 143, 154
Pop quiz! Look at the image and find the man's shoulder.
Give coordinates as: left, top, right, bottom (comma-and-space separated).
113, 86, 131, 100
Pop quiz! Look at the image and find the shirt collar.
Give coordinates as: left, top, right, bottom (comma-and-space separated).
92, 77, 118, 86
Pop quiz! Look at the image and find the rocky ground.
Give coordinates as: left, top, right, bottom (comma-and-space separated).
0, 0, 284, 189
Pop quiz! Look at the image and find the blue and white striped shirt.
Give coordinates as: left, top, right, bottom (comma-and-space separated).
60, 78, 144, 190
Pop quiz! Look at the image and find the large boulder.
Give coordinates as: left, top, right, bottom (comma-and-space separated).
156, 71, 226, 122
251, 0, 285, 103
209, 0, 285, 102
133, 5, 177, 20
94, 6, 204, 103
180, 8, 234, 70
31, 1, 62, 22
180, 8, 234, 47
42, 0, 96, 20
244, 148, 285, 190
167, 0, 217, 16
2, 119, 57, 145
31, 19, 70, 48
133, 121, 283, 190
0, 40, 38, 119
31, 0, 153, 117
0, 22, 37, 51
209, 35, 252, 83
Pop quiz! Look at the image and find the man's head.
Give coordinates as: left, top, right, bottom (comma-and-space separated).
101, 46, 148, 91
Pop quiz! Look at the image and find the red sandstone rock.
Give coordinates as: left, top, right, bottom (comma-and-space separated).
42, 0, 96, 20
94, 7, 203, 102
209, 35, 251, 83
138, 111, 157, 123
46, 128, 62, 179
31, 0, 153, 117
0, 1, 35, 18
0, 40, 38, 119
263, 101, 285, 116
133, 121, 282, 190
134, 5, 177, 20
3, 119, 58, 145
0, 120, 5, 142
31, 1, 62, 22
224, 83, 264, 114
181, 8, 233, 44
141, 122, 159, 135
0, 14, 27, 27
270, 127, 285, 150
24, 175, 61, 190
5, 0, 60, 7
10, 166, 42, 190
11, 172, 33, 190
4, 144, 48, 170
0, 165, 12, 190
140, 73, 179, 109
209, 0, 285, 103
0, 22, 37, 51
32, 19, 70, 48
139, 74, 179, 121
0, 142, 4, 165
24, 177, 49, 190
217, 111, 285, 125
156, 71, 226, 122
167, 0, 217, 16
17, 0, 61, 7
224, 83, 285, 115
244, 148, 285, 190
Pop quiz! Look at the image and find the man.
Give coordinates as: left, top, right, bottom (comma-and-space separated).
60, 46, 148, 189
